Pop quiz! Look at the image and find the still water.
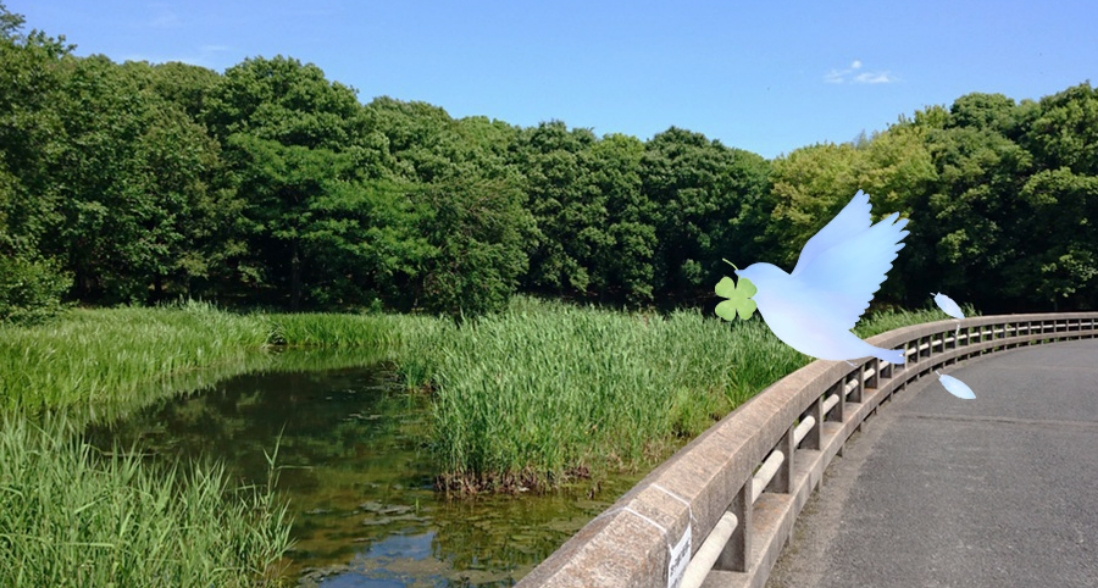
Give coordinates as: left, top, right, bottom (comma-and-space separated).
83, 354, 639, 587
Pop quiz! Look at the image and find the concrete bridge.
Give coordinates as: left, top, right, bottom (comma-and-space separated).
516, 313, 1098, 588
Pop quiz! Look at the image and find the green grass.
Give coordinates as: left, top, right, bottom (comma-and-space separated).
1, 298, 954, 495
0, 416, 291, 587
854, 304, 971, 338
0, 301, 272, 413
422, 299, 954, 490
0, 301, 436, 416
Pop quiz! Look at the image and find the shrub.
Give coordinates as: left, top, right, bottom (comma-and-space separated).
0, 255, 72, 325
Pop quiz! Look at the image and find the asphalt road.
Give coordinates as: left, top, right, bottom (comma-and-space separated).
766, 338, 1098, 588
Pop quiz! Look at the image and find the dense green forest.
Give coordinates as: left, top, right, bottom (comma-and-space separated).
2, 4, 1096, 322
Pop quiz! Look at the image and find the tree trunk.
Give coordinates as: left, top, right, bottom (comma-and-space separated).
290, 242, 302, 311
151, 273, 164, 305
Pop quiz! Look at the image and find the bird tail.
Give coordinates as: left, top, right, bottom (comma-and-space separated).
876, 347, 906, 365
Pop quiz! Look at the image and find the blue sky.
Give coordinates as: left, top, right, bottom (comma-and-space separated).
13, 1, 1098, 158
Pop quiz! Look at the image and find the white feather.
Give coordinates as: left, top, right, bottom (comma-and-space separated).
936, 371, 976, 399
933, 292, 965, 320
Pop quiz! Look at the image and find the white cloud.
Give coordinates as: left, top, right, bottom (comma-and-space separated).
854, 71, 896, 84
824, 60, 897, 84
824, 69, 846, 84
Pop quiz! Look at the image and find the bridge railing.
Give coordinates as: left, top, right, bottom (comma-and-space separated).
515, 313, 1098, 588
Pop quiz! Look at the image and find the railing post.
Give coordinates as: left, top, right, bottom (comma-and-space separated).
825, 381, 845, 455
801, 396, 823, 451
847, 370, 865, 433
848, 370, 864, 404
826, 382, 844, 423
766, 426, 794, 495
716, 482, 750, 572
880, 359, 893, 381
866, 358, 879, 390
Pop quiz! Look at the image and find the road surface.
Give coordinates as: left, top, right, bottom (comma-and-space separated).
766, 338, 1098, 588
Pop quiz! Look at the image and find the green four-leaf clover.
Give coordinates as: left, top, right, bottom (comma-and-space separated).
714, 275, 757, 321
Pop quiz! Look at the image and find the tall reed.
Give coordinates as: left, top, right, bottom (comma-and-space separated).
0, 302, 271, 413
425, 300, 796, 489
0, 416, 292, 587
425, 299, 955, 490
0, 302, 440, 415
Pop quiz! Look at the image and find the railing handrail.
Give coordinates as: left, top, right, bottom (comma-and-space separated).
516, 312, 1098, 588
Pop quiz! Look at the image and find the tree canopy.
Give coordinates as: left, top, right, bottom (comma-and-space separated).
2, 2, 1096, 320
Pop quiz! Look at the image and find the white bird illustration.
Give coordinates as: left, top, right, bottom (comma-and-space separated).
732, 190, 908, 364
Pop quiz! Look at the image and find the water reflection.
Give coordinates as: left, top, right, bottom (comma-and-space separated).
83, 354, 637, 587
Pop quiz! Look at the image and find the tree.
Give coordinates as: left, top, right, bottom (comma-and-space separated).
22, 56, 228, 304
764, 142, 862, 269
204, 57, 396, 308
1013, 169, 1098, 309
0, 3, 70, 260
0, 3, 74, 319
204, 56, 367, 151
642, 127, 770, 303
512, 121, 603, 296
145, 61, 221, 120
1010, 84, 1098, 309
587, 133, 657, 305
410, 177, 534, 317
1024, 83, 1098, 176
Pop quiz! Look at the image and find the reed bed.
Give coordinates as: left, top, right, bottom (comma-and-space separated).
425, 300, 799, 490
424, 299, 954, 490
1, 298, 952, 496
267, 312, 402, 348
0, 301, 442, 415
0, 416, 291, 587
0, 303, 416, 587
0, 299, 950, 584
0, 302, 272, 413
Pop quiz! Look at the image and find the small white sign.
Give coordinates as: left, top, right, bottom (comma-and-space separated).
667, 525, 691, 588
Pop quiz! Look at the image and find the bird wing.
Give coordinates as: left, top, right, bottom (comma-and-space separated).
792, 190, 872, 277
791, 193, 908, 332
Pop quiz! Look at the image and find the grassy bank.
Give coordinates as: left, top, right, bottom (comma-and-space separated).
0, 301, 420, 415
0, 302, 270, 413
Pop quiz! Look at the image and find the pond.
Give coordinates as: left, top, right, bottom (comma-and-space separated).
83, 353, 641, 587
